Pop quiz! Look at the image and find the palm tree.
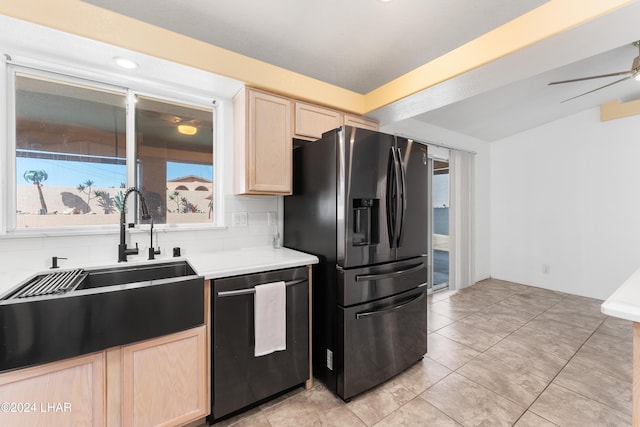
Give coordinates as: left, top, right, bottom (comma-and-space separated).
23, 170, 48, 214
77, 179, 96, 211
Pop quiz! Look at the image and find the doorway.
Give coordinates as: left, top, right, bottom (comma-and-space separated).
430, 159, 450, 292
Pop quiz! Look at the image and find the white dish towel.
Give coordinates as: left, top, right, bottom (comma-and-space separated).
254, 281, 287, 357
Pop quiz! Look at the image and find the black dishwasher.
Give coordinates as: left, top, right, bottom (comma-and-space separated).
209, 266, 309, 422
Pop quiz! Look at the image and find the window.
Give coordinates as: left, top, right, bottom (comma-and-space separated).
10, 68, 217, 231
15, 73, 127, 228
135, 96, 214, 224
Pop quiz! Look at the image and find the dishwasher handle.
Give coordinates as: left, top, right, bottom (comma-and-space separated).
217, 278, 306, 298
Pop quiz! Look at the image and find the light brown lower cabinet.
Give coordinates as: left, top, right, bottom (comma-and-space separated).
0, 351, 106, 427
0, 325, 207, 427
120, 326, 207, 427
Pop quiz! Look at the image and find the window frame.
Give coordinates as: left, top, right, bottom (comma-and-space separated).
130, 90, 219, 227
3, 62, 223, 236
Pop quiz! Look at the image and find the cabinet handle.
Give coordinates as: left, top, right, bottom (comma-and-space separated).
217, 279, 306, 298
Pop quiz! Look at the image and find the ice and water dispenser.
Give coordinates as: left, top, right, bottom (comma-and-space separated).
352, 198, 379, 246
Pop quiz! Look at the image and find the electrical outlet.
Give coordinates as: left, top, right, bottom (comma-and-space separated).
268, 211, 277, 226
326, 349, 333, 370
232, 212, 248, 227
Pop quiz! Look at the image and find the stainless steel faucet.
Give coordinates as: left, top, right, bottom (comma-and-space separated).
118, 187, 151, 262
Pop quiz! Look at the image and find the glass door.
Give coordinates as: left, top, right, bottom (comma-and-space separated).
427, 156, 450, 292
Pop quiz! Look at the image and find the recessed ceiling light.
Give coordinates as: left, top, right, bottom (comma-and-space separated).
378, 0, 394, 2
178, 124, 198, 136
113, 57, 139, 70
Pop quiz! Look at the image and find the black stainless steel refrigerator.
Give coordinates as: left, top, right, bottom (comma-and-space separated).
284, 126, 428, 401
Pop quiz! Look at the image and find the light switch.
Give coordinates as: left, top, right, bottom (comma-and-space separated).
232, 212, 248, 227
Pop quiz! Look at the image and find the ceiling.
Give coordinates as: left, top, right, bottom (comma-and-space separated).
81, 0, 640, 142
83, 0, 548, 94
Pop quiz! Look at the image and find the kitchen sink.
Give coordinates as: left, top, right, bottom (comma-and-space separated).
0, 261, 204, 372
76, 261, 197, 290
1, 260, 198, 299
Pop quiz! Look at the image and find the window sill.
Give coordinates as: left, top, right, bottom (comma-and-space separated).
0, 223, 228, 239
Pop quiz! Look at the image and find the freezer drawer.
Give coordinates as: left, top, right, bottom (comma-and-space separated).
337, 285, 427, 400
211, 267, 309, 420
337, 256, 427, 306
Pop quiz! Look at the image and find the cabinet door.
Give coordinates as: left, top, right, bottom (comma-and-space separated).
344, 114, 379, 131
0, 352, 105, 427
250, 90, 292, 193
122, 326, 207, 427
236, 89, 293, 194
294, 102, 342, 140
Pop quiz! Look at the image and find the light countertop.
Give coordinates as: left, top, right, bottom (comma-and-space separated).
186, 247, 318, 279
0, 247, 318, 298
601, 266, 640, 322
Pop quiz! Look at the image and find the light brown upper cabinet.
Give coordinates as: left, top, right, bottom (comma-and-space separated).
233, 87, 378, 195
294, 102, 343, 141
344, 113, 380, 131
234, 87, 292, 195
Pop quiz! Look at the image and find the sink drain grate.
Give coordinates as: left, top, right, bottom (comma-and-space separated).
12, 269, 87, 299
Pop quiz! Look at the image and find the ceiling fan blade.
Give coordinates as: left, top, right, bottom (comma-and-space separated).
549, 70, 631, 85
560, 76, 631, 103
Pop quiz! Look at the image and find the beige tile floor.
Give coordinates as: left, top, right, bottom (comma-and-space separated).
208, 278, 632, 426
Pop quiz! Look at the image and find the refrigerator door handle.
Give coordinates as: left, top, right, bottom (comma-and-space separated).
396, 147, 407, 247
355, 290, 426, 319
391, 147, 403, 247
386, 147, 397, 246
355, 262, 425, 282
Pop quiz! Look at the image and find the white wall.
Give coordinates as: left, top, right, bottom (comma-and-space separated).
491, 108, 640, 300
381, 118, 492, 283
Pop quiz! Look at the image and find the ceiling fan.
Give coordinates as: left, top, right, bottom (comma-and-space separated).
548, 41, 640, 103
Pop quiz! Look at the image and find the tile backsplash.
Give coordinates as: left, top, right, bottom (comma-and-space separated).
0, 195, 281, 293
